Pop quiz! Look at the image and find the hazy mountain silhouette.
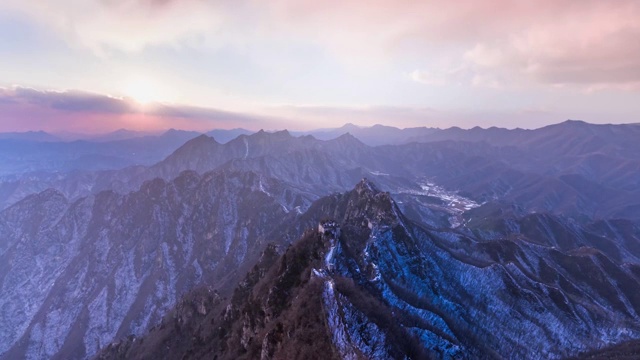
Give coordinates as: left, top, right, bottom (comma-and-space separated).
297, 123, 439, 146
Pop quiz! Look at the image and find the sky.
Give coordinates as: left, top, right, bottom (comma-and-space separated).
1, 0, 639, 133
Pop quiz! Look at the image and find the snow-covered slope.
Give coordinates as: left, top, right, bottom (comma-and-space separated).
96, 179, 640, 359
0, 170, 312, 360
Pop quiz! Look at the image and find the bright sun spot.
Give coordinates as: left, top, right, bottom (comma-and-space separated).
124, 78, 162, 105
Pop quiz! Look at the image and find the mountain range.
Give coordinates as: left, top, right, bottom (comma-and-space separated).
2, 120, 640, 359
0, 169, 314, 359
95, 180, 640, 359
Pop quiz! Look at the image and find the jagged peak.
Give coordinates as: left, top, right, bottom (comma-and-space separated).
272, 129, 292, 137
189, 134, 220, 146
346, 179, 400, 223
354, 177, 380, 194
249, 129, 267, 138
339, 132, 356, 139
250, 129, 293, 139
190, 133, 215, 142
164, 134, 219, 159
330, 132, 366, 146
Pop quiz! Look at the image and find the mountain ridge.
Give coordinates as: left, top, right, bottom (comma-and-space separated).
95, 179, 640, 359
0, 169, 317, 360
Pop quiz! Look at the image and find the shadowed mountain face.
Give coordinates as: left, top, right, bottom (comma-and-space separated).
0, 170, 316, 360
96, 180, 640, 359
570, 339, 640, 359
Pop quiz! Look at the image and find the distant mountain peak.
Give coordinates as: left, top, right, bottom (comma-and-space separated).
204, 128, 254, 144
250, 129, 268, 138
331, 132, 365, 145
563, 119, 587, 124
549, 119, 590, 129
272, 129, 292, 137
172, 134, 219, 151
0, 130, 60, 142
160, 128, 202, 138
340, 123, 361, 130
539, 119, 593, 134
191, 133, 216, 142
249, 129, 293, 139
339, 131, 356, 138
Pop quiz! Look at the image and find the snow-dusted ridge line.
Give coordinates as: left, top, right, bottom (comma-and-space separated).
313, 220, 389, 357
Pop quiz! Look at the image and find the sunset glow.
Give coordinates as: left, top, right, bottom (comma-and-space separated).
0, 0, 639, 132
124, 78, 161, 105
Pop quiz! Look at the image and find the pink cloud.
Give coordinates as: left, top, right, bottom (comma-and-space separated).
241, 0, 640, 89
4, 0, 640, 90
407, 1, 640, 89
0, 87, 270, 133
